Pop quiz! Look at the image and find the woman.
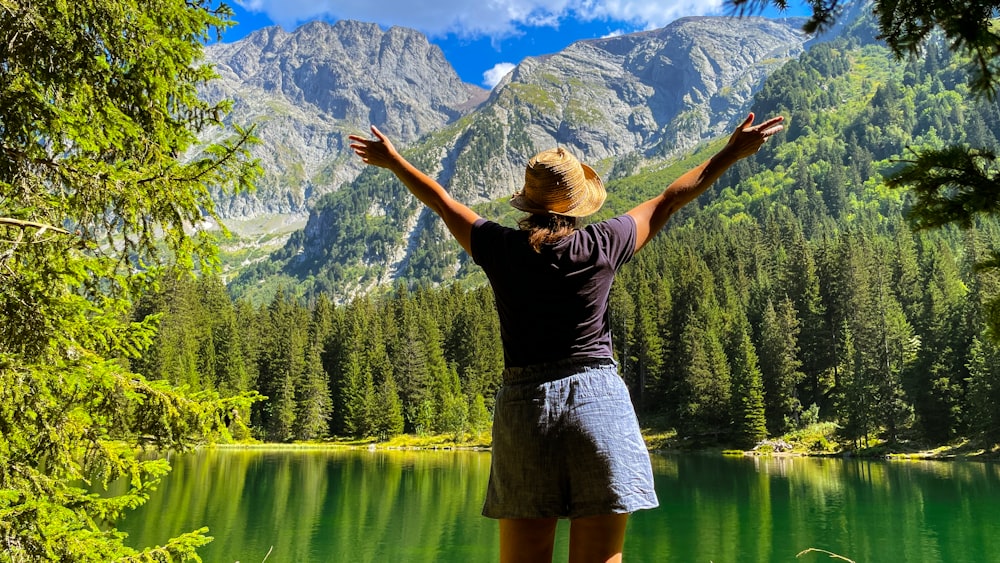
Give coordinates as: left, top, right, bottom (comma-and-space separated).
348, 112, 784, 563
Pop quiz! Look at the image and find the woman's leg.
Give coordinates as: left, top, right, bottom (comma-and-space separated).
500, 517, 559, 563
568, 513, 629, 563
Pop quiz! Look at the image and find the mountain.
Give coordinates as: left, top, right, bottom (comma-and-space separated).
223, 16, 810, 303
201, 20, 489, 219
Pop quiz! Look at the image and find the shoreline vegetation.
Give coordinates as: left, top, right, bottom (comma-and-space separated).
208, 422, 1000, 461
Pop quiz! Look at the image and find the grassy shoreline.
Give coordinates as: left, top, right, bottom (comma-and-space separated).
209, 424, 999, 461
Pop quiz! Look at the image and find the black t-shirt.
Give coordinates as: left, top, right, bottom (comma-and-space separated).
470, 215, 637, 368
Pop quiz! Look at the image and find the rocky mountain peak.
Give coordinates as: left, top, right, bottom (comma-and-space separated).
202, 20, 489, 218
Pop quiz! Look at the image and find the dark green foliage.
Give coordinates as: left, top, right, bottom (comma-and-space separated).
256, 290, 311, 441
185, 283, 500, 441
0, 0, 261, 559
758, 298, 806, 434
675, 315, 733, 439
132, 271, 252, 396
888, 146, 1000, 229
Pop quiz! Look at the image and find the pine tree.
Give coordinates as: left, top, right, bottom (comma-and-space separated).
872, 261, 918, 444
0, 0, 258, 558
757, 297, 805, 434
365, 305, 401, 439
196, 274, 251, 398
634, 274, 667, 413
133, 270, 206, 389
235, 298, 265, 403
966, 335, 1000, 445
422, 310, 458, 433
389, 287, 432, 431
294, 341, 333, 441
373, 372, 406, 439
438, 367, 471, 438
272, 370, 298, 442
910, 241, 970, 441
257, 291, 308, 441
892, 225, 925, 322
837, 230, 889, 445
731, 322, 769, 448
610, 276, 638, 392
327, 297, 376, 438
780, 220, 832, 414
337, 349, 369, 438
672, 285, 731, 441
446, 286, 503, 409
835, 322, 870, 449
468, 393, 492, 435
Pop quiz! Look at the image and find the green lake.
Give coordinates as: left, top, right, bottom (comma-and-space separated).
112, 449, 1000, 562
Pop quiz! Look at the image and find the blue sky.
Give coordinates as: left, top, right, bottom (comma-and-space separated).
222, 1, 813, 88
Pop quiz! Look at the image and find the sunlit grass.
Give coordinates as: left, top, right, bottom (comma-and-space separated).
641, 428, 678, 451
212, 441, 357, 450
882, 438, 1000, 460
781, 422, 839, 453
213, 431, 493, 451
380, 431, 491, 450
214, 425, 999, 461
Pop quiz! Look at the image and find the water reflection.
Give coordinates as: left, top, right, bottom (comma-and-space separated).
111, 450, 999, 563
111, 448, 495, 562
632, 454, 1000, 563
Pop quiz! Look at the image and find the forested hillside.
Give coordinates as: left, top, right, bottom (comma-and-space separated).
135, 14, 1000, 450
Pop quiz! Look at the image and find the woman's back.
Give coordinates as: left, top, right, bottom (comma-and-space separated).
470, 215, 636, 368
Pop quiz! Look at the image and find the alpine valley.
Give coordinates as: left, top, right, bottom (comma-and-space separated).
205, 14, 814, 302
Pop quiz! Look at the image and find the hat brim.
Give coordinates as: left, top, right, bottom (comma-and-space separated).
510, 163, 606, 217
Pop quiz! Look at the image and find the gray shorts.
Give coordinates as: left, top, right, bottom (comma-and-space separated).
482, 358, 659, 520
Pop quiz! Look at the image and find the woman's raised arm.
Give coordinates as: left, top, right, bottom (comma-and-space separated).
349, 125, 481, 254
626, 113, 784, 252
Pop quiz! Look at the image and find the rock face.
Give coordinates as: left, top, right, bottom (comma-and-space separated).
202, 20, 489, 218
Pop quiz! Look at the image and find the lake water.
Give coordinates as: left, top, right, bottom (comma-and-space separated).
112, 448, 1000, 562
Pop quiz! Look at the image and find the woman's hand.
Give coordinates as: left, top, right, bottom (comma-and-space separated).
723, 112, 785, 161
348, 125, 401, 170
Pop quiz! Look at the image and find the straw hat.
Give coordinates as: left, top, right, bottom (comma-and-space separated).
510, 147, 606, 217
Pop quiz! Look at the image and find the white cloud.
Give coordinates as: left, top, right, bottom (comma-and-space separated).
577, 0, 726, 29
236, 0, 727, 38
483, 62, 517, 88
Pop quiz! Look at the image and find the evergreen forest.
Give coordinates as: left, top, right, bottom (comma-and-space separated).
134, 18, 1000, 452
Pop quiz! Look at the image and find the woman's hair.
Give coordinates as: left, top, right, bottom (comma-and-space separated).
518, 213, 579, 253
